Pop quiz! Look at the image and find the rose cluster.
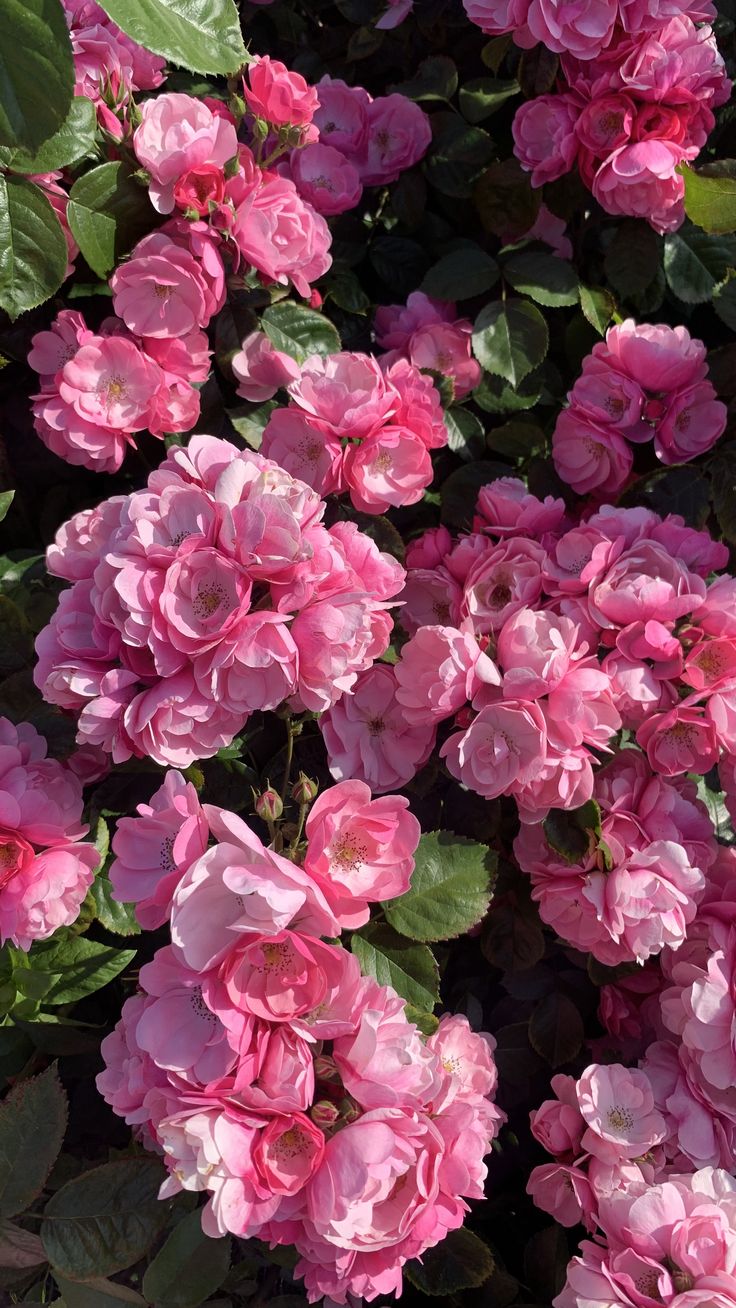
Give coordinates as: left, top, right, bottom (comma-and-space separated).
374, 291, 482, 402
463, 0, 730, 232
61, 0, 165, 138
261, 350, 448, 514
553, 319, 727, 494
98, 773, 504, 1304
0, 717, 98, 950
34, 435, 405, 767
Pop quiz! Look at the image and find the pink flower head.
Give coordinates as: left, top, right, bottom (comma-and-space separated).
525, 0, 617, 59
360, 95, 432, 186
313, 76, 371, 157
527, 1163, 596, 1230
231, 331, 301, 403
303, 779, 420, 927
171, 806, 338, 971
441, 699, 547, 800
603, 319, 708, 392
655, 382, 726, 464
394, 624, 501, 725
110, 769, 209, 929
333, 976, 442, 1109
530, 1075, 585, 1158
462, 536, 546, 633
288, 351, 395, 440
474, 477, 566, 538
513, 95, 580, 187
320, 663, 436, 793
552, 406, 634, 496
58, 333, 161, 431
636, 706, 719, 776
244, 56, 320, 137
343, 427, 432, 514
232, 172, 332, 297
576, 1063, 666, 1161
290, 143, 363, 216
462, 0, 531, 36
133, 92, 238, 213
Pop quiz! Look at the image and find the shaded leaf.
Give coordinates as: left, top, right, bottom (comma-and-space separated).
9, 98, 97, 174
0, 175, 68, 319
421, 246, 499, 300
406, 1228, 494, 1295
0, 0, 74, 152
440, 460, 510, 529
261, 302, 341, 363
472, 299, 549, 387
385, 831, 495, 942
67, 163, 156, 280
29, 935, 133, 1005
142, 1210, 232, 1308
0, 1065, 67, 1217
503, 251, 579, 307
41, 1159, 168, 1278
529, 992, 585, 1066
351, 924, 440, 1013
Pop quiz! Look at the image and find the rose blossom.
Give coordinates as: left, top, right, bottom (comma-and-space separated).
133, 92, 238, 213
110, 769, 209, 928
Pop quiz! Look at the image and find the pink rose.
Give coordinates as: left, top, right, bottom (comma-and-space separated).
290, 143, 362, 215
232, 173, 332, 298
655, 382, 726, 463
244, 55, 320, 135
133, 92, 238, 213
304, 779, 420, 927
474, 476, 565, 538
314, 76, 371, 157
513, 95, 580, 187
231, 331, 301, 403
58, 333, 161, 431
359, 95, 432, 186
636, 706, 719, 776
576, 1063, 666, 1162
552, 405, 634, 496
320, 663, 436, 793
394, 624, 500, 725
441, 699, 547, 800
343, 427, 432, 513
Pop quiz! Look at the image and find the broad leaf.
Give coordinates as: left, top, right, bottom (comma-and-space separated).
486, 419, 544, 458
0, 175, 68, 320
425, 115, 494, 199
0, 0, 74, 151
0, 1219, 46, 1269
9, 97, 97, 174
579, 284, 615, 334
459, 77, 519, 123
351, 924, 440, 1013
421, 246, 499, 300
604, 220, 661, 299
67, 163, 156, 279
142, 1209, 232, 1307
472, 299, 549, 387
391, 56, 458, 101
444, 407, 486, 462
96, 0, 247, 74
41, 1159, 168, 1278
440, 460, 510, 529
406, 1228, 495, 1295
0, 493, 14, 524
529, 992, 584, 1066
0, 1064, 67, 1217
88, 870, 141, 937
543, 799, 603, 866
681, 161, 736, 236
28, 935, 134, 1005
56, 1275, 147, 1307
663, 228, 736, 304
385, 831, 495, 942
261, 302, 341, 363
503, 251, 579, 307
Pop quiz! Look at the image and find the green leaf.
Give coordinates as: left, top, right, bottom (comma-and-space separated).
0, 1064, 67, 1217
0, 0, 74, 152
543, 799, 603, 866
0, 1218, 46, 1269
459, 77, 519, 123
0, 493, 14, 524
604, 220, 661, 299
261, 302, 341, 364
0, 175, 68, 320
88, 871, 141, 938
503, 250, 579, 307
529, 991, 584, 1066
579, 285, 615, 335
486, 418, 544, 458
142, 1210, 232, 1308
663, 228, 736, 304
385, 831, 495, 943
475, 158, 541, 240
709, 441, 736, 544
421, 246, 499, 300
406, 1228, 495, 1295
67, 163, 156, 279
425, 116, 494, 199
473, 368, 543, 414
9, 98, 97, 174
55, 1274, 147, 1307
95, 0, 247, 75
41, 1159, 169, 1278
391, 56, 458, 101
351, 924, 440, 1013
714, 277, 736, 331
681, 161, 736, 236
440, 460, 510, 529
472, 299, 549, 387
28, 935, 133, 1005
444, 407, 486, 462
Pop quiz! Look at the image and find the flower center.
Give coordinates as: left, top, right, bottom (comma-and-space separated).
270, 1126, 308, 1159
260, 941, 293, 973
160, 834, 176, 873
367, 715, 386, 737
102, 374, 127, 403
331, 835, 368, 874
607, 1105, 634, 1131
189, 985, 212, 1021
193, 583, 226, 619
154, 283, 172, 299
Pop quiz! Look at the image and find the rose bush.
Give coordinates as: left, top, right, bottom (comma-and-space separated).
0, 0, 736, 1305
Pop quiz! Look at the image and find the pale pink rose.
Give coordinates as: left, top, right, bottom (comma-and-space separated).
255, 1114, 325, 1196
133, 92, 238, 212
142, 329, 212, 384
303, 779, 420, 927
222, 930, 348, 1024
552, 405, 634, 496
526, 0, 617, 58
641, 1040, 732, 1171
513, 95, 580, 187
618, 15, 730, 114
650, 516, 728, 576
636, 706, 719, 776
244, 56, 320, 134
290, 593, 387, 713
110, 240, 214, 339
334, 976, 442, 1109
95, 994, 170, 1135
374, 292, 455, 350
577, 1063, 666, 1161
110, 769, 209, 929
171, 806, 338, 971
32, 392, 132, 473
232, 172, 332, 297
530, 1075, 585, 1157
404, 321, 481, 401
588, 540, 705, 629
290, 143, 362, 215
440, 699, 547, 799
528, 1163, 597, 1229
462, 0, 530, 36
394, 624, 500, 725
359, 95, 432, 186
462, 537, 546, 633
261, 410, 344, 495
602, 319, 708, 392
0, 841, 98, 951
343, 427, 432, 513
474, 477, 565, 538
232, 1023, 315, 1113
136, 945, 235, 1082
288, 351, 396, 440
314, 76, 371, 157
571, 356, 646, 434
655, 382, 726, 464
380, 356, 448, 450
28, 308, 90, 379
122, 673, 239, 768
320, 663, 436, 793
405, 525, 453, 570
592, 142, 686, 233
58, 332, 161, 432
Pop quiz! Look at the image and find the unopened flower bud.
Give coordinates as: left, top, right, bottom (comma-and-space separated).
254, 787, 283, 822
292, 772, 318, 805
341, 1098, 362, 1125
314, 1054, 341, 1084
310, 1099, 340, 1129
